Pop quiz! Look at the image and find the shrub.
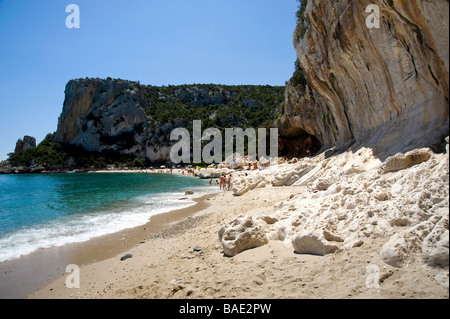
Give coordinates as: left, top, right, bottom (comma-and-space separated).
294, 0, 308, 41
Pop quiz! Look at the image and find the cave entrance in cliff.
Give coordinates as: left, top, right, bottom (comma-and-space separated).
279, 128, 322, 158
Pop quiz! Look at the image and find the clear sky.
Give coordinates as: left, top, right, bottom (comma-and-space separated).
0, 0, 299, 161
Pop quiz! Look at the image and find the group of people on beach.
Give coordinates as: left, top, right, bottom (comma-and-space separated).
209, 174, 232, 191
220, 174, 232, 191
181, 168, 196, 176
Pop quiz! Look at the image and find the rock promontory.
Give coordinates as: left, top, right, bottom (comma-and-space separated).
53, 79, 284, 163
277, 0, 449, 159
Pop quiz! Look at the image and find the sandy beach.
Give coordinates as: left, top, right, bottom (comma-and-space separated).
0, 191, 213, 299
28, 179, 448, 299
0, 142, 446, 300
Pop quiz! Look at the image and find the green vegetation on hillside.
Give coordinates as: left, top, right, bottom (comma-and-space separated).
290, 0, 309, 91
290, 58, 307, 90
141, 84, 285, 164
294, 0, 309, 41
7, 133, 146, 170
141, 84, 284, 130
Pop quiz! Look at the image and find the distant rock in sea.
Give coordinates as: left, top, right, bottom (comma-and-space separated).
14, 136, 36, 153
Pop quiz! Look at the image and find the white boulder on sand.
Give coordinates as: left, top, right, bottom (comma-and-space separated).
292, 231, 340, 256
218, 215, 269, 257
220, 138, 449, 273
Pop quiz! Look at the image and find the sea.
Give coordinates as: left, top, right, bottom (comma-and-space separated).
0, 172, 214, 263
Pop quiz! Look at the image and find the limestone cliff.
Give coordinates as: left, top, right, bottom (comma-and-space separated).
54, 79, 149, 158
54, 79, 284, 163
278, 0, 449, 159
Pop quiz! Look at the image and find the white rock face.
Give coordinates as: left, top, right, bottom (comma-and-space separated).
380, 233, 411, 268
218, 215, 268, 257
229, 160, 317, 196
196, 168, 233, 179
224, 153, 245, 169
278, 0, 449, 159
224, 139, 449, 269
54, 79, 149, 158
422, 213, 449, 268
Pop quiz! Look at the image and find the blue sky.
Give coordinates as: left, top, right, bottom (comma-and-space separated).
0, 0, 299, 161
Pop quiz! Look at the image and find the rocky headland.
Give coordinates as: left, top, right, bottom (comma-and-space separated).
53, 79, 285, 164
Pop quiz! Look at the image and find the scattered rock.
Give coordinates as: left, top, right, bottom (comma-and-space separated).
254, 279, 264, 286
379, 270, 394, 284
323, 230, 344, 243
259, 156, 270, 167
313, 178, 331, 191
218, 215, 268, 257
380, 149, 432, 173
292, 231, 340, 256
120, 254, 133, 261
380, 234, 410, 268
422, 213, 449, 268
257, 212, 278, 225
434, 272, 449, 289
224, 153, 245, 169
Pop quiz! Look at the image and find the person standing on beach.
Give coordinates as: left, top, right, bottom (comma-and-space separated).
226, 174, 232, 191
220, 175, 226, 190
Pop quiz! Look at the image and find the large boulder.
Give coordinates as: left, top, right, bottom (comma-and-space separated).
291, 231, 340, 256
218, 215, 268, 257
380, 233, 411, 268
380, 208, 449, 268
380, 149, 433, 174
223, 153, 245, 169
422, 213, 449, 268
231, 172, 266, 196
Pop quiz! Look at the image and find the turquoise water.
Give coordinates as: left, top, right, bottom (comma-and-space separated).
0, 173, 213, 262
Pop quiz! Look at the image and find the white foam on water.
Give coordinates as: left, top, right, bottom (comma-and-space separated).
0, 185, 217, 262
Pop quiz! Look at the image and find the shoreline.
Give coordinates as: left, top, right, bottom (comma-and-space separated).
3, 146, 448, 299
0, 191, 217, 299
1, 167, 217, 176
26, 152, 449, 299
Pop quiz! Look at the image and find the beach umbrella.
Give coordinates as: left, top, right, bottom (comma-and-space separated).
160, 165, 166, 169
